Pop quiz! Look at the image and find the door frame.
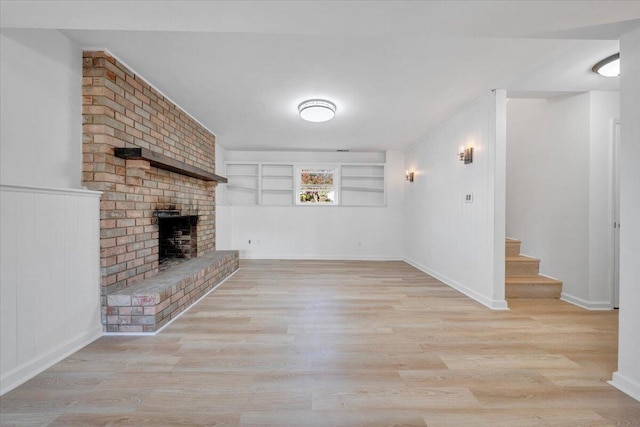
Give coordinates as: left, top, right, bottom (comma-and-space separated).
610, 120, 621, 309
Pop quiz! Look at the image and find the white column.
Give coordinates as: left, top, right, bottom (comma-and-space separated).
610, 27, 640, 402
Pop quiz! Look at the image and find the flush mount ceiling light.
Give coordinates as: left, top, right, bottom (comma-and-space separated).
298, 99, 336, 122
592, 53, 620, 77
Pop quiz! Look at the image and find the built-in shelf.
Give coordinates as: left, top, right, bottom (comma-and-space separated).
114, 148, 227, 183
341, 186, 384, 193
224, 161, 385, 206
227, 185, 258, 192
225, 163, 260, 205
341, 164, 385, 206
260, 165, 294, 205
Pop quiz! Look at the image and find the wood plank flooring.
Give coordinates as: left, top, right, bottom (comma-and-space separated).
1, 260, 639, 426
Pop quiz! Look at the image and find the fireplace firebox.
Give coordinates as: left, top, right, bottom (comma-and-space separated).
156, 210, 198, 267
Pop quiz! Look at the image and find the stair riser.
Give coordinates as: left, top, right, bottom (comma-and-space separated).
506, 262, 540, 276
504, 238, 561, 299
506, 242, 521, 257
506, 283, 562, 299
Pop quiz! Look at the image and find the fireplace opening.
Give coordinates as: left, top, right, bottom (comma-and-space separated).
157, 210, 198, 270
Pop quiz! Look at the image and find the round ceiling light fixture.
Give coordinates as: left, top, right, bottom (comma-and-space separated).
298, 99, 336, 122
592, 53, 620, 77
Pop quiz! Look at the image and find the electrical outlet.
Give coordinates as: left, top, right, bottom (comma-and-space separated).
465, 193, 473, 203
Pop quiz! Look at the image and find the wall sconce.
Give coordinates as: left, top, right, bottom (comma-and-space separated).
405, 171, 414, 182
458, 146, 473, 164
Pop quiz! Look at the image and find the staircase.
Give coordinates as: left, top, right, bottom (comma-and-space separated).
505, 238, 562, 299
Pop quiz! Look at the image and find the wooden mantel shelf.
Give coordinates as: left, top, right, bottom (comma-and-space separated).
114, 148, 227, 183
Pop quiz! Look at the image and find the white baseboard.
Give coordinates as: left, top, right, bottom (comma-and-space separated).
560, 293, 612, 310
0, 325, 103, 396
404, 257, 509, 311
610, 372, 640, 402
240, 254, 403, 261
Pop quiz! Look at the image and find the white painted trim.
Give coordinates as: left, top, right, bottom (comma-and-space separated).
516, 255, 564, 282
404, 257, 509, 311
493, 88, 507, 304
0, 184, 101, 198
538, 272, 563, 282
0, 325, 102, 396
560, 292, 612, 310
103, 268, 240, 337
609, 119, 621, 309
239, 255, 403, 261
82, 48, 217, 138
610, 372, 640, 402
517, 252, 542, 261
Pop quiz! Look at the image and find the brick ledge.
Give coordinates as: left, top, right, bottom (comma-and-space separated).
104, 250, 239, 333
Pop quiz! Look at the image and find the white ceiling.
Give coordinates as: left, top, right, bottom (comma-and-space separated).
2, 1, 639, 151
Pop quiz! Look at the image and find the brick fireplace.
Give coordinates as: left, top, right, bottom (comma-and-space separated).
82, 51, 238, 332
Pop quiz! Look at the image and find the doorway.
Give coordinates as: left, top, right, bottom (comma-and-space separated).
613, 121, 621, 309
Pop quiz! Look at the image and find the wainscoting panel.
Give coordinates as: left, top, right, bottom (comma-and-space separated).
0, 185, 102, 395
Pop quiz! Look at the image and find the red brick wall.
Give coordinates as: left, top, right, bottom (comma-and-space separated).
82, 51, 217, 295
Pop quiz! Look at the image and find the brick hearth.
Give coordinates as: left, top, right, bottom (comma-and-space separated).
105, 251, 238, 333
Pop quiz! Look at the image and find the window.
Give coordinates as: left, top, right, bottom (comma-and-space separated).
296, 167, 338, 205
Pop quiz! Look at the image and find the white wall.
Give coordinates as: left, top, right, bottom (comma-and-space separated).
217, 150, 404, 260
506, 91, 619, 309
0, 29, 82, 189
404, 91, 508, 310
0, 185, 102, 395
215, 144, 233, 250
612, 27, 640, 402
0, 29, 102, 395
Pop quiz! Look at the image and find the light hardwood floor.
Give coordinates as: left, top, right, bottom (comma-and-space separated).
1, 260, 639, 426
